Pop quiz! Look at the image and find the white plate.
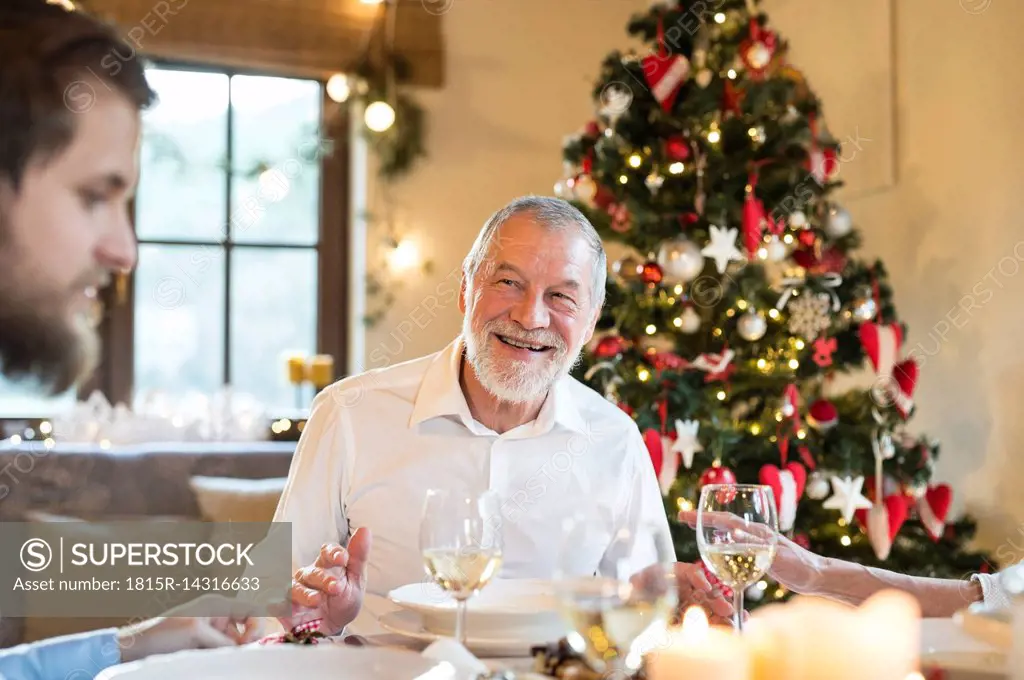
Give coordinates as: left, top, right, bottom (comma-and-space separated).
379, 609, 559, 658
954, 602, 1013, 650
388, 579, 568, 641
96, 645, 478, 679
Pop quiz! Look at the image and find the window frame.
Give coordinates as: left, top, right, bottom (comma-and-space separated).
79, 59, 351, 412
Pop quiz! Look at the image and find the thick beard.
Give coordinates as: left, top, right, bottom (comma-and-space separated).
0, 254, 100, 397
462, 314, 581, 405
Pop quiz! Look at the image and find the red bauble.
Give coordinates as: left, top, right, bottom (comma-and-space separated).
584, 121, 601, 138
699, 465, 736, 487
798, 230, 817, 247
666, 136, 691, 161
593, 334, 627, 359
793, 534, 811, 550
640, 261, 664, 285
807, 399, 838, 431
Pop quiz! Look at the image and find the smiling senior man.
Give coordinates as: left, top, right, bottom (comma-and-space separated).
276, 196, 735, 637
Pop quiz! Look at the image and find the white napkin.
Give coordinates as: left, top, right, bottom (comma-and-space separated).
421, 638, 489, 675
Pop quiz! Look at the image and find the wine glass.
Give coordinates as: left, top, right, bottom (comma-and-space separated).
553, 516, 677, 677
419, 489, 504, 646
696, 484, 779, 631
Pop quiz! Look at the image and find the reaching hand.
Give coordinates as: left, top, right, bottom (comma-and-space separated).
678, 509, 828, 595
117, 612, 263, 663
630, 561, 739, 627
283, 527, 372, 636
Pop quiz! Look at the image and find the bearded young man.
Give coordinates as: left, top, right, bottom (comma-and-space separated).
0, 2, 369, 677
277, 196, 736, 637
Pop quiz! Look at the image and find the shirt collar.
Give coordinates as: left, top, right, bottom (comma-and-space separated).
409, 335, 589, 436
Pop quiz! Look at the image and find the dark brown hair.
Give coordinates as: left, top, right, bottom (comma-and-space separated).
0, 0, 157, 191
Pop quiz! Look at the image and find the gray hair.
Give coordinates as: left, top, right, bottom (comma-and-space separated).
462, 195, 607, 314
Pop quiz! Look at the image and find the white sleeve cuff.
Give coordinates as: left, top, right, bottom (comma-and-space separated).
971, 572, 1013, 610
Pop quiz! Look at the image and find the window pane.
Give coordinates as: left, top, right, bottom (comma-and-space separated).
0, 377, 75, 418
230, 248, 318, 411
230, 75, 321, 246
136, 68, 229, 242
134, 244, 226, 399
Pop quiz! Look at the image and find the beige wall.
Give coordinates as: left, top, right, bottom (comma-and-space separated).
357, 0, 1024, 552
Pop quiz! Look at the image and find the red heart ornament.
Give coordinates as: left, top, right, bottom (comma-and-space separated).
858, 495, 909, 560
644, 428, 663, 479
642, 54, 690, 113
859, 322, 903, 377
919, 484, 952, 541
892, 359, 919, 418
759, 462, 806, 532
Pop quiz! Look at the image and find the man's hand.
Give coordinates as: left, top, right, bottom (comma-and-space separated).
630, 562, 738, 626
117, 614, 262, 663
679, 509, 828, 595
283, 526, 372, 636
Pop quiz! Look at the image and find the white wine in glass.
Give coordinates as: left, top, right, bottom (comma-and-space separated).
419, 489, 503, 645
696, 484, 779, 632
555, 519, 676, 676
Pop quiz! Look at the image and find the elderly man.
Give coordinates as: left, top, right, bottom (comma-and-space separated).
279, 196, 734, 637
0, 1, 365, 676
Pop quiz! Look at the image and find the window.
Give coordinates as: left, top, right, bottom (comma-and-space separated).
0, 63, 350, 418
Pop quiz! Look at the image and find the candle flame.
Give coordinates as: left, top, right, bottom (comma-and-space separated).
679, 605, 709, 643
905, 673, 925, 680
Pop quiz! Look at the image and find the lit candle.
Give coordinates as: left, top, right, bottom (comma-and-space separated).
308, 354, 334, 389
647, 606, 750, 680
286, 353, 306, 385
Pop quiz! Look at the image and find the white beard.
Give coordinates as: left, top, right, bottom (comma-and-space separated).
462, 313, 581, 405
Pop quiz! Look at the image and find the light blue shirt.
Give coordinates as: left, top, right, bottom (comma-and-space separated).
0, 628, 121, 679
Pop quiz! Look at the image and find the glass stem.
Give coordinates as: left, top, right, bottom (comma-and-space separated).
455, 598, 468, 645
733, 586, 744, 632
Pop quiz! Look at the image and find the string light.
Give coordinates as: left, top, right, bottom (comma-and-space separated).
757, 247, 768, 260
840, 536, 852, 547
837, 518, 847, 527
714, 12, 727, 23
364, 101, 396, 132
628, 154, 643, 168
756, 358, 767, 370
713, 327, 723, 337
707, 126, 721, 144
750, 424, 762, 435
726, 309, 736, 317
727, 69, 738, 79
797, 429, 807, 439
768, 309, 780, 320
789, 359, 800, 370
783, 234, 795, 244
736, 300, 748, 310
326, 74, 352, 103
775, 411, 784, 422
669, 162, 685, 174
638, 368, 651, 382
673, 284, 684, 295
716, 391, 727, 401
673, 317, 683, 328
39, 421, 53, 435
619, 175, 629, 184
756, 581, 768, 591
645, 324, 657, 335
677, 497, 694, 512
794, 339, 806, 350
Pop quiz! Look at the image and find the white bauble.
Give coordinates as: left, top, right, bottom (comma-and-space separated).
826, 205, 853, 238
807, 472, 831, 500
737, 311, 767, 342
657, 237, 704, 283
789, 210, 808, 228
678, 307, 701, 334
766, 236, 788, 262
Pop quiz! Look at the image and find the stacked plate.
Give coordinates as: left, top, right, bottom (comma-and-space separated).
380, 578, 571, 657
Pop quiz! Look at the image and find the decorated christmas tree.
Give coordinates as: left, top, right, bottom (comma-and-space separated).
561, 0, 995, 606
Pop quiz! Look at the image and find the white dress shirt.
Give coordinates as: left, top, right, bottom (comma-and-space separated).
272, 335, 674, 635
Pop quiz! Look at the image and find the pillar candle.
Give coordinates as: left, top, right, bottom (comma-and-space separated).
647, 607, 750, 680
308, 354, 334, 388
286, 354, 306, 384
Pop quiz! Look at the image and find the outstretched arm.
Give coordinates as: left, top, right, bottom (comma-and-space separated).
679, 510, 983, 617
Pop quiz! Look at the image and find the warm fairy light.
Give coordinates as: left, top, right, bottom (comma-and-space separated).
756, 580, 768, 591
841, 536, 852, 547
794, 339, 806, 350
797, 429, 807, 439
737, 300, 748, 310
775, 411, 784, 422
726, 309, 736, 317
768, 309, 780, 320
757, 358, 767, 370
666, 297, 676, 305
326, 74, 352, 103
628, 153, 643, 168
838, 518, 847, 527
750, 424, 762, 435
364, 101, 396, 132
677, 497, 694, 512
645, 324, 657, 335
673, 317, 683, 328
774, 588, 786, 599
673, 284, 684, 295
789, 359, 800, 369
707, 128, 721, 144
727, 69, 738, 79
619, 175, 629, 184
638, 368, 651, 381
669, 162, 685, 174
714, 12, 726, 23
783, 234, 795, 244
757, 248, 768, 260
39, 421, 53, 435
716, 391, 727, 401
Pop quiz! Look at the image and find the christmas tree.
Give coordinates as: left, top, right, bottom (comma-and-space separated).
561, 0, 995, 606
